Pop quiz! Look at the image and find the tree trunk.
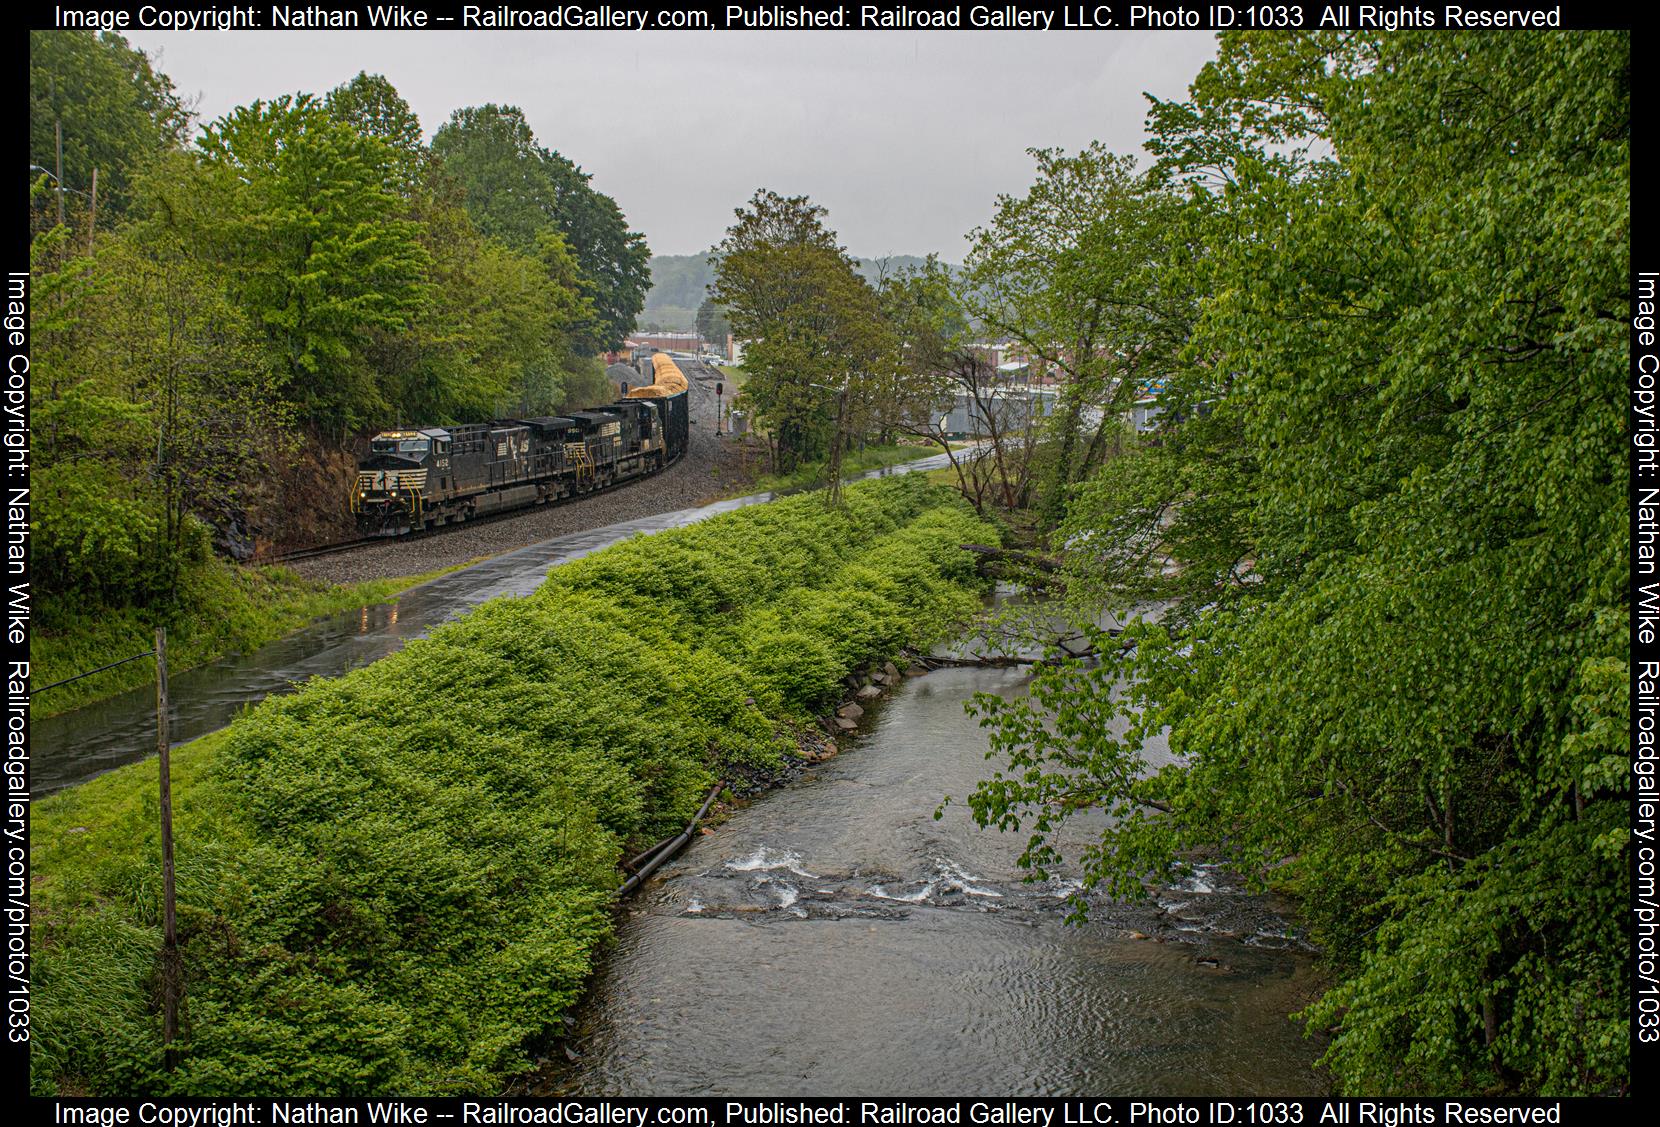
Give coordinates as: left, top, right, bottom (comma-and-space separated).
1039, 390, 1083, 531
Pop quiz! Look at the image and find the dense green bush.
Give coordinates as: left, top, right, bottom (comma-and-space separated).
32, 476, 996, 1095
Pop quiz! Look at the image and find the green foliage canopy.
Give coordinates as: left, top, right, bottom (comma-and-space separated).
962, 144, 1195, 530
29, 30, 189, 222
712, 191, 895, 472
961, 31, 1630, 1095
196, 94, 430, 431
431, 104, 650, 350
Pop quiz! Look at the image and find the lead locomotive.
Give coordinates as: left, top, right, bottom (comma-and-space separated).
351, 353, 690, 535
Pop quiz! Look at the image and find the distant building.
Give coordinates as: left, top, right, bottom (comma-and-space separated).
632, 331, 705, 353
940, 384, 1060, 439
1129, 376, 1169, 433
1130, 395, 1164, 433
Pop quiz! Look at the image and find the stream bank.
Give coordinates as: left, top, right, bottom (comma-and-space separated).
539, 657, 1326, 1096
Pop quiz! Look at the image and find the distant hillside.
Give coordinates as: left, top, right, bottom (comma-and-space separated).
638, 252, 953, 332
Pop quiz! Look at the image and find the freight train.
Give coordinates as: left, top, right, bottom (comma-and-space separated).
350, 353, 690, 534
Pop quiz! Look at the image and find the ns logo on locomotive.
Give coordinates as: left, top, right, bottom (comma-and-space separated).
351, 352, 690, 535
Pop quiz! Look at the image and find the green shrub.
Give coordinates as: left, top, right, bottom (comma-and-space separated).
32, 476, 998, 1095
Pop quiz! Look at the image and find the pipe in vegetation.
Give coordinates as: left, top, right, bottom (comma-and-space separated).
616, 783, 723, 897
620, 831, 681, 874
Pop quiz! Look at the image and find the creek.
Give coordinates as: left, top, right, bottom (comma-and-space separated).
548, 656, 1324, 1095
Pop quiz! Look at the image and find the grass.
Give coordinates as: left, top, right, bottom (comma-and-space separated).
31, 559, 465, 720
737, 443, 935, 497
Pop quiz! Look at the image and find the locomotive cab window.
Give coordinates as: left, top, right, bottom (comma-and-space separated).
371, 437, 431, 457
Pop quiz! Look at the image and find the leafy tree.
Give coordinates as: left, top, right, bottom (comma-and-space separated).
462, 238, 576, 417
962, 144, 1194, 531
876, 260, 1035, 510
196, 94, 429, 432
430, 105, 558, 249
97, 160, 293, 584
711, 191, 891, 473
431, 105, 649, 350
325, 72, 425, 192
695, 297, 730, 350
31, 158, 291, 607
29, 220, 159, 603
556, 174, 651, 352
961, 30, 1630, 1095
29, 30, 188, 226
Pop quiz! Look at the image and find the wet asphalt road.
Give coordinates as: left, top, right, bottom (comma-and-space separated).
33, 450, 955, 795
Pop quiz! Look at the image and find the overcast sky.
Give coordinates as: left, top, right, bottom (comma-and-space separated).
124, 30, 1218, 259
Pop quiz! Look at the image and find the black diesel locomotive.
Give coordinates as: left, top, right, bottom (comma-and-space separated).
351, 353, 690, 534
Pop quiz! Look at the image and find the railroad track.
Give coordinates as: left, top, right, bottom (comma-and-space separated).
260, 364, 724, 568
262, 536, 387, 564
258, 448, 698, 567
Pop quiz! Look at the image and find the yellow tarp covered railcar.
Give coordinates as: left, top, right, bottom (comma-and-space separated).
626, 353, 689, 399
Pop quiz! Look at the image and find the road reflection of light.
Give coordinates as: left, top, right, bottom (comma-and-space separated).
389, 605, 398, 627
360, 606, 369, 634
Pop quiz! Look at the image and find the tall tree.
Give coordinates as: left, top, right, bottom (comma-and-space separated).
197, 94, 429, 432
325, 72, 426, 193
695, 297, 730, 350
962, 31, 1630, 1095
31, 156, 290, 606
875, 260, 1033, 510
99, 157, 292, 581
29, 30, 189, 228
29, 219, 159, 603
555, 171, 651, 352
431, 105, 649, 350
711, 191, 890, 473
962, 144, 1193, 531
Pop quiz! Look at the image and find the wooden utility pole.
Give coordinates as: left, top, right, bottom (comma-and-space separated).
54, 119, 65, 228
86, 167, 98, 252
155, 627, 180, 1070
825, 385, 848, 508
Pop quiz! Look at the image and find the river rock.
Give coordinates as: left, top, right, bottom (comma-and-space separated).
837, 702, 864, 720
856, 684, 883, 700
834, 717, 858, 731
883, 661, 899, 680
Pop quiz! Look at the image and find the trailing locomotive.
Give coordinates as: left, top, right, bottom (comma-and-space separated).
351, 353, 691, 534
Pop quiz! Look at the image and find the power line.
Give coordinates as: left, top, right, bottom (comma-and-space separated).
30, 649, 157, 694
